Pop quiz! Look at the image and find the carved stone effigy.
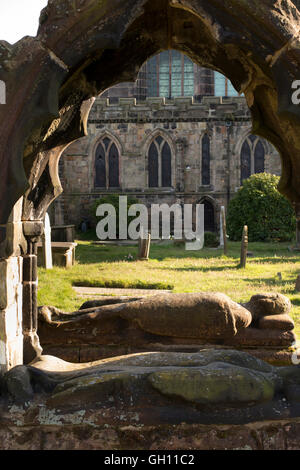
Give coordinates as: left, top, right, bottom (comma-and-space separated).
2, 349, 300, 426
37, 292, 296, 365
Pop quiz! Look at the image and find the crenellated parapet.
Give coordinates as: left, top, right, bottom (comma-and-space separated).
89, 96, 251, 124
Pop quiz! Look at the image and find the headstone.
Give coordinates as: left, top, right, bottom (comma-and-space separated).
42, 213, 53, 269
240, 225, 248, 268
138, 228, 151, 261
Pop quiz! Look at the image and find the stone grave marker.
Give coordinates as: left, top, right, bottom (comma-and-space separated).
42, 213, 53, 269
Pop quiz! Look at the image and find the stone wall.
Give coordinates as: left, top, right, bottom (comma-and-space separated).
1, 417, 300, 450
54, 96, 282, 231
0, 198, 24, 373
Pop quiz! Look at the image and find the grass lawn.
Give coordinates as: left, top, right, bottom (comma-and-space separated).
37, 240, 300, 337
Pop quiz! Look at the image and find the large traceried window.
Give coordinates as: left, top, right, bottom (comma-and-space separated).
214, 72, 239, 97
240, 135, 265, 184
147, 50, 195, 98
201, 134, 211, 186
148, 136, 172, 188
94, 137, 120, 188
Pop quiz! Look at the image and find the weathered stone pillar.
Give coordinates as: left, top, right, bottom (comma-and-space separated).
0, 257, 23, 374
0, 198, 25, 373
22, 221, 43, 364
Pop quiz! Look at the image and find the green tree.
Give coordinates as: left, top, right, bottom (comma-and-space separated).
227, 173, 296, 242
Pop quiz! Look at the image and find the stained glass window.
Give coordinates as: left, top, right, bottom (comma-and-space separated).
148, 137, 172, 187
147, 50, 195, 98
214, 71, 239, 97
254, 141, 265, 174
109, 143, 120, 188
159, 51, 170, 98
202, 134, 211, 185
95, 142, 106, 188
241, 140, 251, 184
161, 142, 172, 187
240, 135, 265, 184
184, 55, 194, 96
95, 138, 120, 188
148, 142, 159, 187
147, 55, 158, 97
171, 50, 182, 97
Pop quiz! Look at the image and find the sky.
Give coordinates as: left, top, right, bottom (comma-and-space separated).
0, 0, 48, 44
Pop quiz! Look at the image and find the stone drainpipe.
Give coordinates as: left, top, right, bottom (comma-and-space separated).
22, 221, 43, 364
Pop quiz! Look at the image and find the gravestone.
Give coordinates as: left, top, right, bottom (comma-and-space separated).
138, 229, 151, 261
42, 213, 53, 269
240, 225, 248, 268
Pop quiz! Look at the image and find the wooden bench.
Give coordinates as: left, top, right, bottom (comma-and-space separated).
37, 242, 77, 269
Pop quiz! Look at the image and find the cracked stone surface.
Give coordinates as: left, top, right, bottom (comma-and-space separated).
1, 349, 300, 449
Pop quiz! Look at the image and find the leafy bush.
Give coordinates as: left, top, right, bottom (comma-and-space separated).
204, 231, 219, 247
227, 173, 296, 242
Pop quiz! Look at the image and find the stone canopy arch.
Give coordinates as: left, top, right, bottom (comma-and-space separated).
0, 0, 300, 229
1, 0, 300, 366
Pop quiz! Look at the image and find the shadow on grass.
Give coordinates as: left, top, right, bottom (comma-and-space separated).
247, 256, 300, 264
153, 264, 238, 273
75, 241, 300, 265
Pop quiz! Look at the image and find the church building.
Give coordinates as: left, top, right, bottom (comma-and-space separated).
52, 51, 282, 235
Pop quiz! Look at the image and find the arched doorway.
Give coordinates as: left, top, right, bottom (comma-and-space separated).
200, 198, 216, 233
204, 200, 215, 233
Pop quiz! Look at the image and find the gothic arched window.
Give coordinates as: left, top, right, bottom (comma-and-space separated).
254, 140, 265, 174
240, 140, 251, 184
240, 135, 265, 184
148, 136, 172, 188
95, 137, 120, 189
203, 199, 215, 233
148, 142, 159, 187
202, 134, 211, 186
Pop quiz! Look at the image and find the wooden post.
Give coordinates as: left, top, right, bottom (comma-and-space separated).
138, 230, 151, 261
240, 225, 248, 268
221, 206, 228, 255
219, 209, 224, 247
42, 213, 53, 269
